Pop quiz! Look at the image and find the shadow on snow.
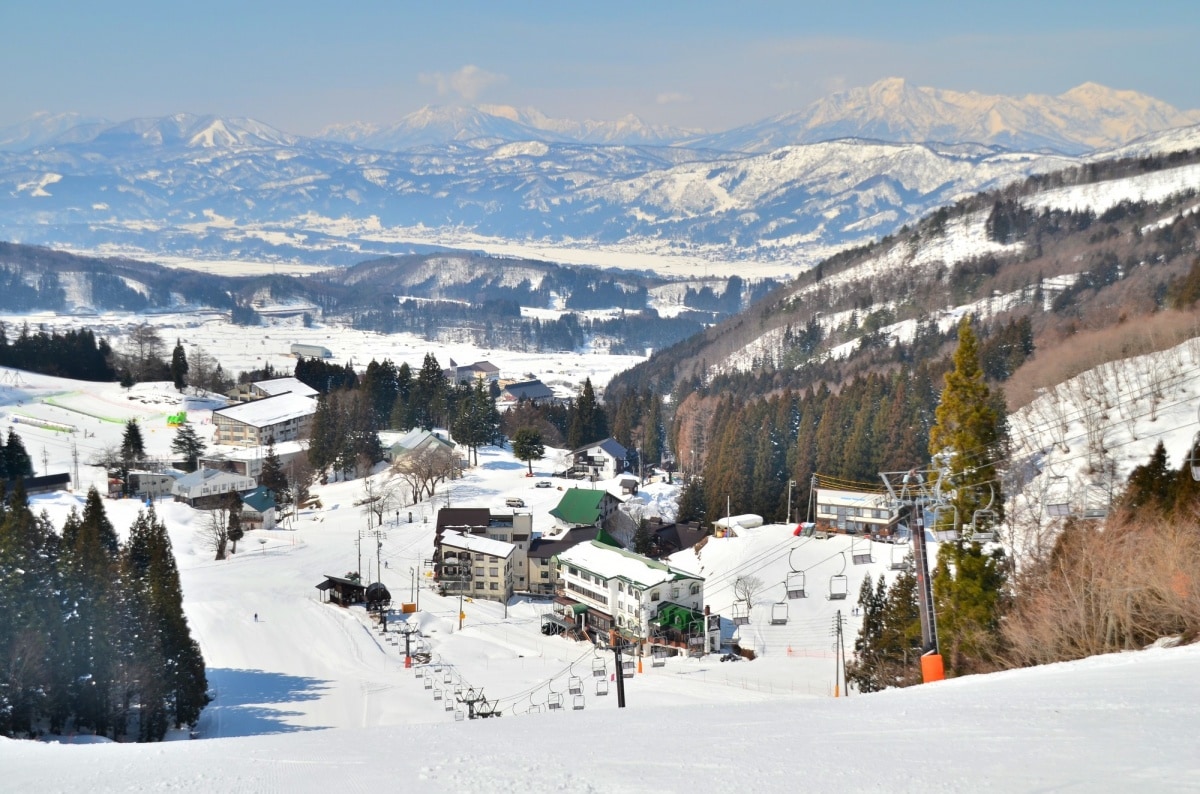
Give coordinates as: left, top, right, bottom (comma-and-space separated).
196, 668, 332, 738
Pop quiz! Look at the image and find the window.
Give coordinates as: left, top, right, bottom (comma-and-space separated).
475, 581, 485, 590
490, 556, 498, 563
489, 582, 498, 591
540, 571, 549, 579
690, 583, 701, 595
650, 591, 660, 602
489, 567, 499, 577
475, 567, 484, 577
670, 587, 680, 599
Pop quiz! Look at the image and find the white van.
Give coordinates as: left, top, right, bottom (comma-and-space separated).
505, 497, 525, 508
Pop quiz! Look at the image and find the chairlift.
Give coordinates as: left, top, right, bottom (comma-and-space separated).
591, 657, 607, 677
528, 703, 543, 714
423, 676, 433, 690
731, 602, 750, 626
414, 666, 424, 679
1191, 429, 1200, 481
547, 692, 563, 710
770, 601, 789, 625
621, 658, 635, 678
454, 708, 466, 721
1042, 474, 1073, 518
572, 694, 585, 711
443, 696, 454, 712
929, 504, 959, 541
443, 670, 453, 684
595, 677, 609, 696
786, 547, 807, 598
432, 687, 443, 701
850, 536, 873, 565
827, 552, 849, 600
1080, 483, 1110, 520
652, 646, 668, 667
568, 675, 583, 695
889, 542, 911, 572
969, 511, 997, 543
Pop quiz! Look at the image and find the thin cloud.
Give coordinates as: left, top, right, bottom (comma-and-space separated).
656, 91, 691, 105
418, 65, 507, 102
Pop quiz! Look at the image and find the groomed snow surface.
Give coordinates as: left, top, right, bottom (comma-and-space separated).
0, 357, 1196, 790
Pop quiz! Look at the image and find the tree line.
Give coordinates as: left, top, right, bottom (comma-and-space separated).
0, 487, 207, 741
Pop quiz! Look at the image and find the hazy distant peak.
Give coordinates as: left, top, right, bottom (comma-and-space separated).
687, 77, 1200, 154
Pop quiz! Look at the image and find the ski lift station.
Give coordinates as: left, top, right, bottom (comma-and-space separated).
812, 487, 901, 537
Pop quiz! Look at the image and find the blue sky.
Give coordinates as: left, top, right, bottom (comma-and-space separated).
2, 1, 1195, 134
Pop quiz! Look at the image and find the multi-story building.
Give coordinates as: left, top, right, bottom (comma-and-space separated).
549, 531, 713, 653
435, 507, 533, 591
211, 392, 316, 447
436, 530, 514, 605
813, 487, 900, 536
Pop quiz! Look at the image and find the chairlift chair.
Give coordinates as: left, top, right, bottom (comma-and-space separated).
731, 602, 750, 626
1191, 430, 1200, 481
621, 658, 635, 679
1042, 474, 1073, 518
929, 504, 959, 541
770, 601, 789, 625
595, 678, 609, 696
547, 692, 563, 710
454, 708, 466, 721
827, 552, 849, 600
591, 657, 607, 677
850, 536, 873, 565
443, 671, 453, 684
889, 543, 911, 571
444, 697, 455, 712
969, 507, 998, 543
432, 687, 443, 701
423, 676, 433, 690
652, 647, 668, 667
572, 694, 586, 711
414, 666, 424, 679
568, 675, 583, 695
786, 547, 807, 598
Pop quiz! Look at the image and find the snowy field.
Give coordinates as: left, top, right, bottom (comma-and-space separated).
0, 320, 1197, 789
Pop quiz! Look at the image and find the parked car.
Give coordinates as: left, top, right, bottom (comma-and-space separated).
535, 480, 552, 488
506, 497, 526, 508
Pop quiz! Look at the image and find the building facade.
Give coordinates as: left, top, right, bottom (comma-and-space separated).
436, 530, 514, 605
212, 392, 316, 447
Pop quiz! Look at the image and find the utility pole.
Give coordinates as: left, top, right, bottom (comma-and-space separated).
608, 630, 629, 708
458, 592, 464, 631
71, 440, 80, 489
833, 611, 843, 697
787, 479, 796, 524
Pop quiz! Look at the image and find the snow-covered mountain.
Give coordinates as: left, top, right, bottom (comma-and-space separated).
684, 78, 1200, 154
0, 112, 1089, 271
319, 104, 697, 150
0, 111, 110, 152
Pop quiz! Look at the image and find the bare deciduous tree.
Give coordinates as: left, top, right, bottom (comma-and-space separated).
733, 576, 764, 615
390, 445, 460, 503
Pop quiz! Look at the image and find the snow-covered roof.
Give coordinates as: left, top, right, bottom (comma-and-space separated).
556, 539, 699, 588
174, 467, 253, 489
202, 440, 307, 461
440, 530, 514, 559
254, 377, 319, 398
575, 437, 628, 459
213, 392, 316, 428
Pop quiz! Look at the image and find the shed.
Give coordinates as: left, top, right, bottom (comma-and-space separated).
316, 574, 366, 607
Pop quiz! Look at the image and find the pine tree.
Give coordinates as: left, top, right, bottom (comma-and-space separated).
928, 317, 1009, 675
847, 575, 888, 692
121, 420, 146, 466
3, 428, 34, 479
259, 439, 289, 504
123, 506, 208, 735
226, 496, 244, 555
413, 353, 447, 430
675, 475, 706, 524
512, 427, 545, 475
170, 423, 206, 472
170, 339, 188, 391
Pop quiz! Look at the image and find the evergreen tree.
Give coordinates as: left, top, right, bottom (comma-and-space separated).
1121, 441, 1174, 510
568, 378, 606, 449
226, 496, 244, 555
413, 353, 447, 430
170, 339, 189, 391
259, 439, 289, 504
632, 518, 653, 556
3, 428, 34, 479
511, 427, 545, 475
170, 423, 206, 472
121, 420, 146, 466
928, 317, 1009, 675
307, 393, 337, 478
123, 506, 208, 735
675, 475, 706, 524
847, 575, 888, 692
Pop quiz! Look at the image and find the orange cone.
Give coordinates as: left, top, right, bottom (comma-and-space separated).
637, 656, 643, 674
